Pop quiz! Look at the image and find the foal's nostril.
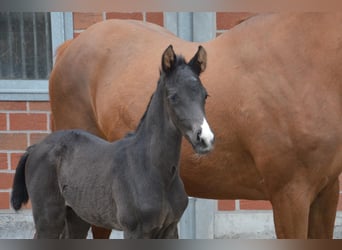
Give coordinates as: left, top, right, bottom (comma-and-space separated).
196, 129, 202, 142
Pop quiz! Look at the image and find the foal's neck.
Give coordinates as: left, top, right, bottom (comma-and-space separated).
135, 82, 182, 165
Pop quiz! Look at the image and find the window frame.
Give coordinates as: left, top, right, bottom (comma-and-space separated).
164, 12, 216, 42
0, 12, 73, 101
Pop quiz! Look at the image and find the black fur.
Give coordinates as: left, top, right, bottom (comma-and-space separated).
11, 147, 32, 210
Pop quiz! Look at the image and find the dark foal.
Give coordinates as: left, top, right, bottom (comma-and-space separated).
11, 45, 214, 239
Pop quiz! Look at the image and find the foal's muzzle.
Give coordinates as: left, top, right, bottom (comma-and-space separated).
188, 118, 215, 155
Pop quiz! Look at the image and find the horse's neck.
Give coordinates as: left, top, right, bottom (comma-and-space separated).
135, 83, 182, 166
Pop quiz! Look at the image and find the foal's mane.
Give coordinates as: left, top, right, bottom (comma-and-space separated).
125, 54, 188, 137
131, 92, 154, 135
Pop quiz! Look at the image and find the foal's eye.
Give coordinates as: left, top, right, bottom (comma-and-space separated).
169, 93, 178, 103
205, 94, 209, 100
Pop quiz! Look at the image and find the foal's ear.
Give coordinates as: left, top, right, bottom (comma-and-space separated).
189, 45, 207, 75
162, 45, 176, 73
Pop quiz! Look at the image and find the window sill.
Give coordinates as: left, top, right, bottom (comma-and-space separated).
0, 80, 49, 101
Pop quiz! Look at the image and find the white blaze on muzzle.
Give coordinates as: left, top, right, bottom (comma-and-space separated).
200, 118, 214, 148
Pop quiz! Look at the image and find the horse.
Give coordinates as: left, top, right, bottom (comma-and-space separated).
49, 13, 342, 238
10, 45, 214, 239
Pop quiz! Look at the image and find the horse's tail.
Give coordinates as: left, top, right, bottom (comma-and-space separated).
10, 145, 35, 211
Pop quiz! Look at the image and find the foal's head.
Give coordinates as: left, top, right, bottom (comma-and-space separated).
160, 45, 214, 154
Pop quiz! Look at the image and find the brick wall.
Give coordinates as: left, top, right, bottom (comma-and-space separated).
0, 101, 50, 209
73, 12, 163, 37
1, 12, 341, 213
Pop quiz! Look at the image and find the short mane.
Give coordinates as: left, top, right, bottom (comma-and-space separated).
125, 92, 154, 137
128, 54, 187, 137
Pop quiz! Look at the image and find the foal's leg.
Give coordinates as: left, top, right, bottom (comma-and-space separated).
271, 185, 311, 238
63, 206, 91, 239
123, 225, 144, 239
124, 223, 179, 239
156, 223, 179, 239
123, 224, 161, 239
32, 203, 66, 238
308, 178, 339, 238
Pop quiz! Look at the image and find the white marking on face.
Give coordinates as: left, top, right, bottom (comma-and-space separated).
200, 118, 214, 147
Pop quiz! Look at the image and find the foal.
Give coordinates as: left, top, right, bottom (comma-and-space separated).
11, 45, 214, 239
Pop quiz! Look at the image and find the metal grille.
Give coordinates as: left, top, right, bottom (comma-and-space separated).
0, 12, 52, 80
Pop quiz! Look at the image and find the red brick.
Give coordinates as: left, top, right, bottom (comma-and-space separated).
0, 192, 10, 209
218, 200, 235, 211
240, 200, 272, 210
48, 113, 52, 131
30, 133, 49, 145
0, 172, 14, 189
0, 153, 8, 170
0, 113, 7, 130
10, 153, 24, 170
50, 114, 55, 131
28, 101, 51, 112
10, 113, 47, 131
73, 12, 103, 30
216, 12, 256, 30
0, 133, 27, 150
146, 12, 163, 26
0, 101, 26, 111
0, 191, 30, 209
106, 12, 143, 21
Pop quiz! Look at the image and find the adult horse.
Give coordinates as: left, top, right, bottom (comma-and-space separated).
12, 45, 214, 238
49, 13, 342, 238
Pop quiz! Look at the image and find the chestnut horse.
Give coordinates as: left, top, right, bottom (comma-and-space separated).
49, 13, 342, 238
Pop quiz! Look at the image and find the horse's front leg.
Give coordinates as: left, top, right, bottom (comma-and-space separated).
308, 178, 339, 238
271, 184, 311, 238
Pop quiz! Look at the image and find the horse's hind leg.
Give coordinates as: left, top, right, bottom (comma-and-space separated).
308, 178, 339, 238
62, 206, 91, 239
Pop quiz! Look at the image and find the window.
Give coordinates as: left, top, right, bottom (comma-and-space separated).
164, 12, 216, 42
0, 12, 73, 101
0, 12, 52, 80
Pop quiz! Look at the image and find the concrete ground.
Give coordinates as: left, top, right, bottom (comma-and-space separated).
0, 209, 123, 239
1, 209, 341, 239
